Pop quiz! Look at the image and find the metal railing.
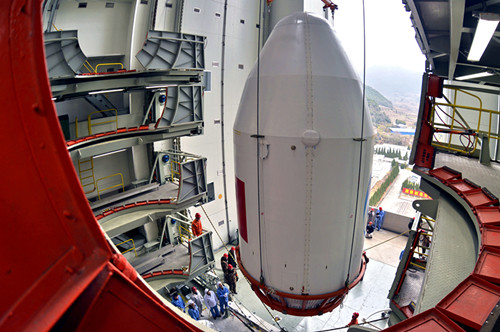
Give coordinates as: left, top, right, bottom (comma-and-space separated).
115, 238, 138, 257
88, 109, 118, 135
96, 173, 124, 200
430, 87, 500, 155
178, 220, 193, 244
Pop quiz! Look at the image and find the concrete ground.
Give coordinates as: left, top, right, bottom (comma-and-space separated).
212, 228, 408, 332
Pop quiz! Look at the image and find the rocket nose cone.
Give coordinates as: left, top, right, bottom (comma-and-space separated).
274, 11, 329, 29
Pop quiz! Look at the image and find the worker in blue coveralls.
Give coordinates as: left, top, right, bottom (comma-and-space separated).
375, 206, 386, 231
216, 281, 230, 317
171, 293, 185, 312
187, 300, 200, 320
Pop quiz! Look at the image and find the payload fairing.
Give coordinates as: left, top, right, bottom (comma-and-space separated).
234, 12, 375, 316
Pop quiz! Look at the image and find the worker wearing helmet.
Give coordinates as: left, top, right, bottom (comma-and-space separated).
225, 264, 239, 294
221, 252, 229, 275
187, 300, 200, 320
191, 212, 203, 237
228, 246, 237, 268
365, 222, 375, 238
191, 287, 204, 317
347, 312, 359, 326
367, 207, 376, 224
375, 207, 386, 231
216, 282, 230, 317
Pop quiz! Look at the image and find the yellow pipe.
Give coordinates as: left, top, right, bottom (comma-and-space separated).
94, 62, 124, 73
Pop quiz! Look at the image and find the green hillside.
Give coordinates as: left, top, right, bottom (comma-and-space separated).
366, 85, 393, 108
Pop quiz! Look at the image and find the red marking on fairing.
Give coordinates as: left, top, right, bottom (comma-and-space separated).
235, 177, 248, 243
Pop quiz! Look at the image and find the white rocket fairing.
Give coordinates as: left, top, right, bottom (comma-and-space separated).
233, 12, 374, 316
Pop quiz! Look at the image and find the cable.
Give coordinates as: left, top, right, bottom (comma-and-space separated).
255, 0, 265, 284
345, 0, 367, 287
364, 229, 409, 251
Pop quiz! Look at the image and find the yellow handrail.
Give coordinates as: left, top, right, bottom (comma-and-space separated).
430, 87, 499, 155
96, 173, 124, 200
170, 160, 181, 176
115, 238, 138, 257
88, 109, 118, 135
178, 222, 192, 243
94, 62, 124, 73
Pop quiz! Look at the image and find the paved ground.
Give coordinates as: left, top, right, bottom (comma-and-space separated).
211, 228, 408, 332
378, 168, 419, 218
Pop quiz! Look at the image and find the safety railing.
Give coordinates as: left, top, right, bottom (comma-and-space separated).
96, 173, 124, 200
430, 87, 500, 155
75, 116, 79, 138
88, 109, 118, 135
115, 238, 138, 257
94, 62, 124, 73
170, 160, 181, 182
178, 220, 193, 244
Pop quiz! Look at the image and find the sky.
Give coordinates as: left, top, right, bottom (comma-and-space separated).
332, 0, 426, 77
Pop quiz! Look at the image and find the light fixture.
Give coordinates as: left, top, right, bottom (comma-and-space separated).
94, 148, 127, 159
145, 84, 176, 89
468, 12, 500, 62
88, 88, 125, 95
455, 71, 494, 81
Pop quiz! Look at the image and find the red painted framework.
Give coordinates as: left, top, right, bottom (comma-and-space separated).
236, 247, 368, 316
0, 1, 201, 331
388, 166, 500, 331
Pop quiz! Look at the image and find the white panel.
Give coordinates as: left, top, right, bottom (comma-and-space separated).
181, 0, 261, 246
54, 1, 133, 58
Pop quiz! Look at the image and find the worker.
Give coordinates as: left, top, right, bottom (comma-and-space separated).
228, 246, 237, 268
187, 300, 200, 321
367, 208, 376, 224
221, 253, 229, 275
365, 221, 375, 238
216, 281, 230, 317
191, 287, 204, 317
226, 264, 238, 294
191, 212, 203, 237
347, 312, 359, 327
171, 293, 185, 312
375, 207, 386, 231
204, 288, 221, 319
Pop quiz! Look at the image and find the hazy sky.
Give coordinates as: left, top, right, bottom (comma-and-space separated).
333, 0, 426, 76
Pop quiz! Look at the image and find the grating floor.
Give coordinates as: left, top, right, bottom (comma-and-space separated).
434, 151, 500, 198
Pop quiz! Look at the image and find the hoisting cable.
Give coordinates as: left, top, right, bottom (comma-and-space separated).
363, 229, 410, 251
200, 205, 284, 331
345, 0, 367, 287
255, 0, 265, 285
313, 317, 389, 332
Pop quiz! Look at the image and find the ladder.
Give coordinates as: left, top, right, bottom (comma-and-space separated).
78, 157, 96, 194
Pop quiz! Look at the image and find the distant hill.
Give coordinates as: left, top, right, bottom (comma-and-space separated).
366, 85, 393, 109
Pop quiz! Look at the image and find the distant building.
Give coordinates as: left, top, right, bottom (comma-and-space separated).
390, 127, 415, 135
